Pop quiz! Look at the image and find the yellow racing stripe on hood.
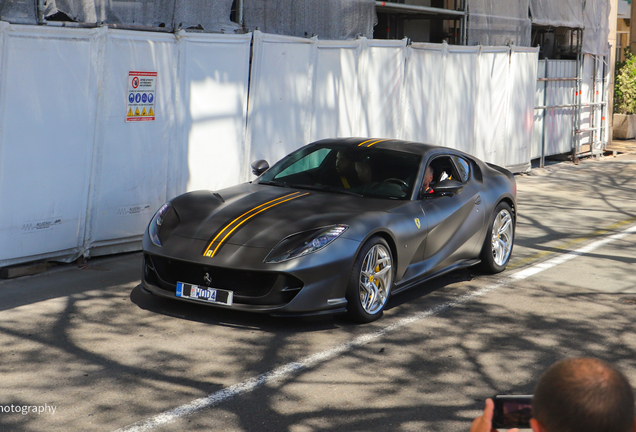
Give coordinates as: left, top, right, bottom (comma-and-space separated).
203, 191, 310, 258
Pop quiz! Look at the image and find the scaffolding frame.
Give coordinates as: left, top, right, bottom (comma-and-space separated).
374, 0, 468, 45
534, 29, 609, 167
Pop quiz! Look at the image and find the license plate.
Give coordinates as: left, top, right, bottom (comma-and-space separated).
176, 282, 233, 306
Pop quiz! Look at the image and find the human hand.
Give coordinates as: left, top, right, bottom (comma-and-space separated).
469, 398, 520, 432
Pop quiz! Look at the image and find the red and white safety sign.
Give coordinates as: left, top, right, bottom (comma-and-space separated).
126, 71, 157, 122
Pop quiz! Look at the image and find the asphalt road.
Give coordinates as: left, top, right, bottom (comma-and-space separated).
1, 154, 636, 432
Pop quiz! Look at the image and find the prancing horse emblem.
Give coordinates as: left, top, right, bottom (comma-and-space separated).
203, 272, 212, 286
414, 218, 421, 230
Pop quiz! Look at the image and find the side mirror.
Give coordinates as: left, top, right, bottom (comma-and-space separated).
432, 179, 463, 196
251, 160, 269, 176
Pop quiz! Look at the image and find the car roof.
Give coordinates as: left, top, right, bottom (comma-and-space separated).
309, 137, 464, 159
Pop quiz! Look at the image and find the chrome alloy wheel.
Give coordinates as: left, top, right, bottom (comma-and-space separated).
491, 208, 513, 266
359, 244, 393, 314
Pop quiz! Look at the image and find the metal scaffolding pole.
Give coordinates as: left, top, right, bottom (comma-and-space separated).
541, 59, 549, 168
572, 31, 583, 162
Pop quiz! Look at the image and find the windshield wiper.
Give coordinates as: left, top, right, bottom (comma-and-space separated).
258, 180, 290, 188
287, 184, 363, 197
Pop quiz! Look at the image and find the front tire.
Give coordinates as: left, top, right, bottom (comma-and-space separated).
480, 202, 514, 273
346, 237, 394, 323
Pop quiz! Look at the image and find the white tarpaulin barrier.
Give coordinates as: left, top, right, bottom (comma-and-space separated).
404, 44, 537, 171
248, 32, 537, 172
246, 32, 408, 167
175, 33, 252, 195
506, 47, 538, 169
85, 30, 179, 256
1, 24, 537, 266
0, 23, 251, 266
246, 32, 316, 165
0, 24, 100, 266
474, 47, 510, 164
309, 40, 363, 141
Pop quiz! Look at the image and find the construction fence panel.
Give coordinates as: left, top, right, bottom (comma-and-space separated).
474, 47, 510, 164
0, 24, 252, 266
246, 32, 407, 172
403, 44, 445, 146
404, 44, 536, 170
309, 40, 363, 141
578, 54, 608, 156
245, 32, 316, 169
506, 47, 538, 170
84, 30, 179, 257
0, 24, 100, 266
532, 60, 577, 160
87, 30, 252, 257
442, 45, 479, 157
357, 39, 407, 139
174, 32, 252, 196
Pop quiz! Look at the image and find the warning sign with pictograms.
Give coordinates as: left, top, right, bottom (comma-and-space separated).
126, 71, 156, 122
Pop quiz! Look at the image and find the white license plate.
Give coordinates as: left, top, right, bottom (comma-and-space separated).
176, 282, 233, 306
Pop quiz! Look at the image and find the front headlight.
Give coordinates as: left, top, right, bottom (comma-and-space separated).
149, 203, 174, 247
265, 225, 348, 263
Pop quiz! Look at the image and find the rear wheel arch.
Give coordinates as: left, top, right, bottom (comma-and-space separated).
479, 200, 515, 273
499, 197, 516, 219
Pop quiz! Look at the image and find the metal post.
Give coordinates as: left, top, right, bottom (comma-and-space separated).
592, 55, 599, 157
571, 30, 583, 162
462, 0, 467, 45
541, 59, 549, 168
600, 54, 608, 154
37, 0, 45, 24
238, 0, 244, 29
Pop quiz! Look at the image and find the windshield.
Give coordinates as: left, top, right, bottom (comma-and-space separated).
258, 145, 422, 200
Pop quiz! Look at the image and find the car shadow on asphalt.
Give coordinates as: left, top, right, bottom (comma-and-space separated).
129, 284, 341, 332
129, 267, 479, 332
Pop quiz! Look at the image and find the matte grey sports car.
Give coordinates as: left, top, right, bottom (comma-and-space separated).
142, 138, 516, 322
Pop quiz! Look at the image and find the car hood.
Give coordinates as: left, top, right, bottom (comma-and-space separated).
168, 183, 401, 249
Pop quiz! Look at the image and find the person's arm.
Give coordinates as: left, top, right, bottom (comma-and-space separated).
469, 398, 520, 432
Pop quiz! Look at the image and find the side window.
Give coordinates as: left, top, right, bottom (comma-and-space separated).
451, 156, 470, 183
427, 156, 460, 184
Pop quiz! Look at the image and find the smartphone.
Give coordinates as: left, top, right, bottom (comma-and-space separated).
492, 395, 533, 429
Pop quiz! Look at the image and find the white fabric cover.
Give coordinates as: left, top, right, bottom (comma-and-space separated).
529, 0, 584, 28
583, 0, 610, 55
0, 24, 251, 266
246, 32, 316, 165
467, 0, 532, 47
404, 44, 536, 170
175, 33, 252, 195
506, 47, 538, 169
243, 0, 375, 40
43, 0, 238, 33
0, 25, 539, 266
0, 25, 100, 264
0, 0, 36, 24
85, 30, 178, 252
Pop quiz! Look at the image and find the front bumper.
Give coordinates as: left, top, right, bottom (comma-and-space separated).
141, 236, 362, 316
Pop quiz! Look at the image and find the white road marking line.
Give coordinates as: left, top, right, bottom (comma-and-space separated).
115, 223, 636, 432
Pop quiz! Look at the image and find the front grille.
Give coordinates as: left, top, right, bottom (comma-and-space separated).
147, 254, 302, 299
